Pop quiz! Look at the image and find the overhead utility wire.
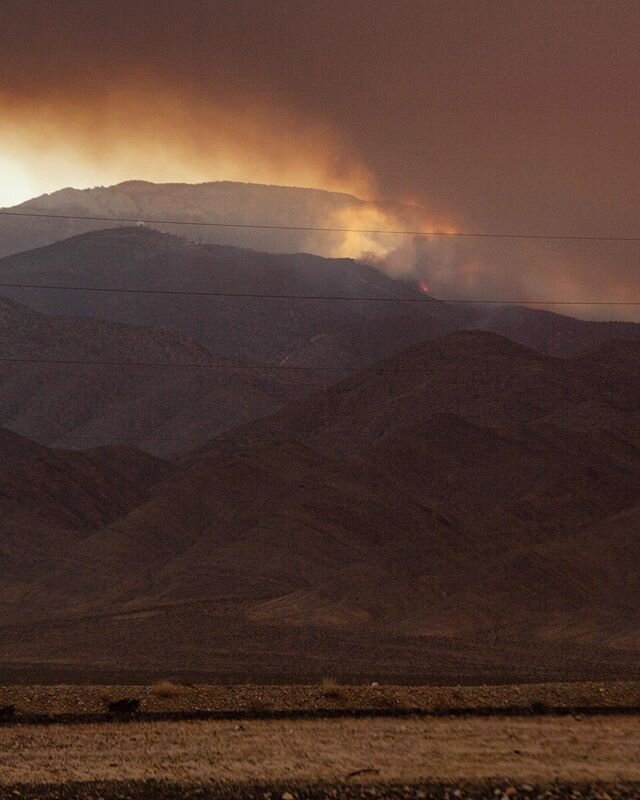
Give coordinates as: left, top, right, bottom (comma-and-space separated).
1, 281, 639, 305
3, 208, 640, 242
48, 435, 231, 444
0, 355, 366, 372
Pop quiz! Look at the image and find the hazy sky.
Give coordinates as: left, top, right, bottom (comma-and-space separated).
2, 0, 640, 309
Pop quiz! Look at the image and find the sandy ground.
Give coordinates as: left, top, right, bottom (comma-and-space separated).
1, 715, 640, 785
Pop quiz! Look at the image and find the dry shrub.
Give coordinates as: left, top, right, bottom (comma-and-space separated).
107, 697, 140, 714
97, 689, 141, 713
150, 680, 183, 699
321, 677, 345, 700
98, 688, 114, 704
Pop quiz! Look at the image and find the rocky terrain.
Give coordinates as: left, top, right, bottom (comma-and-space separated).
3, 781, 639, 800
2, 681, 640, 718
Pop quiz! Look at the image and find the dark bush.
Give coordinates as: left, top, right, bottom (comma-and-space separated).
530, 701, 549, 715
107, 697, 140, 714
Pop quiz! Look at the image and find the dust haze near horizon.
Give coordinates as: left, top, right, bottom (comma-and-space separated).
1, 0, 640, 314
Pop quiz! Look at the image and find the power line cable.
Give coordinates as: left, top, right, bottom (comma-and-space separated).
1, 281, 640, 305
32, 434, 223, 445
3, 208, 640, 242
0, 355, 363, 372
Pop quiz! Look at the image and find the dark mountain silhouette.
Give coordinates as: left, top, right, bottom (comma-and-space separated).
0, 226, 445, 362
0, 427, 171, 606
3, 331, 640, 681
2, 227, 640, 368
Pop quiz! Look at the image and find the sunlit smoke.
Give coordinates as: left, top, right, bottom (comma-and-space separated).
319, 203, 460, 276
0, 82, 376, 207
1, 80, 639, 323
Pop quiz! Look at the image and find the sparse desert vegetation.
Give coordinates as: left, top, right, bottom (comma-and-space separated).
1, 681, 639, 719
97, 690, 141, 714
106, 697, 141, 715
320, 678, 346, 700
98, 688, 114, 704
150, 680, 183, 699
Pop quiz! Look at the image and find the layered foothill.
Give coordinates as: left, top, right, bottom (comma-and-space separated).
1, 330, 639, 680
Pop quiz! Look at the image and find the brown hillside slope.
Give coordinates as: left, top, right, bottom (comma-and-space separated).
0, 428, 171, 603
0, 296, 317, 456
3, 332, 640, 681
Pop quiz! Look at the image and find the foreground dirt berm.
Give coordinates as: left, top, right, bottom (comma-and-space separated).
2, 681, 639, 718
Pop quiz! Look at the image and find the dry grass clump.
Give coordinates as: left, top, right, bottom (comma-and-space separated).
320, 677, 346, 700
149, 680, 183, 699
98, 688, 114, 704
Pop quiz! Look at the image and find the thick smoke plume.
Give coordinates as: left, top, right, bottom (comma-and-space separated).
1, 1, 640, 320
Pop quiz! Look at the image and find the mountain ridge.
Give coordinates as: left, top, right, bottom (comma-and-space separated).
0, 179, 427, 260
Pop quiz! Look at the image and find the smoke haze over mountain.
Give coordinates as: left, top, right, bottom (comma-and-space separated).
1, 1, 640, 312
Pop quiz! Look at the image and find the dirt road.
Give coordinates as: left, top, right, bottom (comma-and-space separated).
1, 715, 639, 785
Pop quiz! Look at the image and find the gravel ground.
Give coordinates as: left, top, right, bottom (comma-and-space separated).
1, 681, 639, 718
2, 781, 640, 799
1, 715, 640, 785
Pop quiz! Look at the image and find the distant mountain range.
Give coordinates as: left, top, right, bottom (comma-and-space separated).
0, 179, 427, 259
3, 226, 640, 361
0, 226, 434, 362
2, 213, 640, 682
2, 225, 640, 457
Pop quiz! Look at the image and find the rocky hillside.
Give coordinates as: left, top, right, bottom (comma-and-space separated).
0, 295, 317, 456
3, 332, 640, 680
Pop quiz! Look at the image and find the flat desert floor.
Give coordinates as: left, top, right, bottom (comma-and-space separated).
2, 685, 640, 798
2, 714, 640, 784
